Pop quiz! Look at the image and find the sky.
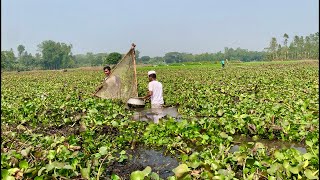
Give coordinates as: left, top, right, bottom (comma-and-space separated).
1, 0, 319, 57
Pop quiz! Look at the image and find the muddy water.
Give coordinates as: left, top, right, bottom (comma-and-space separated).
127, 147, 179, 179
230, 135, 307, 154
131, 107, 182, 123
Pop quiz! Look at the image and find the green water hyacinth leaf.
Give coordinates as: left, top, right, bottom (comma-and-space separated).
19, 160, 28, 169
141, 166, 152, 175
1, 169, 9, 177
2, 176, 15, 180
189, 152, 199, 161
268, 176, 276, 180
38, 167, 46, 176
167, 176, 176, 180
274, 151, 285, 161
220, 132, 228, 138
173, 164, 190, 178
306, 141, 313, 147
99, 146, 108, 155
21, 148, 31, 157
303, 160, 309, 169
267, 163, 281, 175
130, 166, 151, 180
254, 142, 265, 149
304, 169, 319, 179
150, 172, 160, 180
303, 153, 314, 160
120, 150, 126, 155
111, 174, 121, 180
1, 170, 15, 180
47, 150, 56, 160
7, 168, 19, 175
88, 108, 98, 114
252, 135, 259, 141
111, 120, 119, 127
202, 135, 209, 140
63, 165, 73, 170
34, 176, 44, 180
289, 166, 300, 174
217, 109, 224, 117
240, 114, 248, 119
80, 167, 90, 179
190, 161, 202, 169
283, 161, 290, 169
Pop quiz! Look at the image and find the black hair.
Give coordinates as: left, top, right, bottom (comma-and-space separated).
149, 74, 156, 79
103, 66, 111, 71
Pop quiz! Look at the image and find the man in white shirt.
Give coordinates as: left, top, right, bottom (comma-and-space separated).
143, 70, 164, 123
143, 70, 164, 108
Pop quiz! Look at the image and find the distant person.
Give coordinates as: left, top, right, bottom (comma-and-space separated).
221, 59, 225, 68
143, 70, 164, 123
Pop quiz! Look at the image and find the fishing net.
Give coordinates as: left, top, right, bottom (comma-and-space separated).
94, 44, 138, 102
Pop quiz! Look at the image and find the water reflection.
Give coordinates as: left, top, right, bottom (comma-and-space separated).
127, 147, 179, 179
131, 107, 182, 123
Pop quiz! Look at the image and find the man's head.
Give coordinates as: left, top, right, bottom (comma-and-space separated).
103, 66, 111, 76
148, 70, 156, 81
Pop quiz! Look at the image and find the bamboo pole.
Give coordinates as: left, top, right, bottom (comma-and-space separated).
131, 43, 138, 97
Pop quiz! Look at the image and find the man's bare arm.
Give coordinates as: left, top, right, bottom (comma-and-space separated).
144, 91, 152, 99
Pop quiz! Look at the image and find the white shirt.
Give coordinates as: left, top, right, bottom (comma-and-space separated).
148, 80, 164, 105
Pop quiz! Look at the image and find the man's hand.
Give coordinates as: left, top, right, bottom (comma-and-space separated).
143, 91, 152, 100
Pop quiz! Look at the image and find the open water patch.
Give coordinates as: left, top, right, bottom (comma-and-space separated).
106, 147, 179, 179
230, 135, 306, 154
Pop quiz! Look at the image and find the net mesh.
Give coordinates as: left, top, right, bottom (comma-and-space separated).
94, 45, 138, 102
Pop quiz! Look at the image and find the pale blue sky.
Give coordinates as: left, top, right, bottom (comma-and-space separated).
1, 0, 319, 57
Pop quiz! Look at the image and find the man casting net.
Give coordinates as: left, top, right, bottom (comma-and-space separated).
94, 43, 138, 102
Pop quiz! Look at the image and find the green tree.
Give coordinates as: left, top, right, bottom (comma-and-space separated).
135, 50, 140, 62
277, 44, 282, 60
164, 52, 183, 63
149, 56, 164, 64
105, 52, 122, 64
1, 50, 16, 70
305, 36, 312, 59
292, 35, 300, 59
20, 51, 36, 67
38, 40, 74, 69
283, 33, 289, 60
34, 53, 42, 68
140, 56, 151, 64
17, 45, 25, 58
181, 53, 195, 62
298, 36, 305, 59
310, 32, 319, 59
270, 37, 278, 60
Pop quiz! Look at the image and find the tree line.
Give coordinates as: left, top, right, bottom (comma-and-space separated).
1, 40, 124, 71
265, 32, 319, 60
1, 32, 318, 71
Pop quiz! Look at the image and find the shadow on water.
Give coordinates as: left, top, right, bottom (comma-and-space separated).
131, 106, 182, 123
230, 135, 307, 154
